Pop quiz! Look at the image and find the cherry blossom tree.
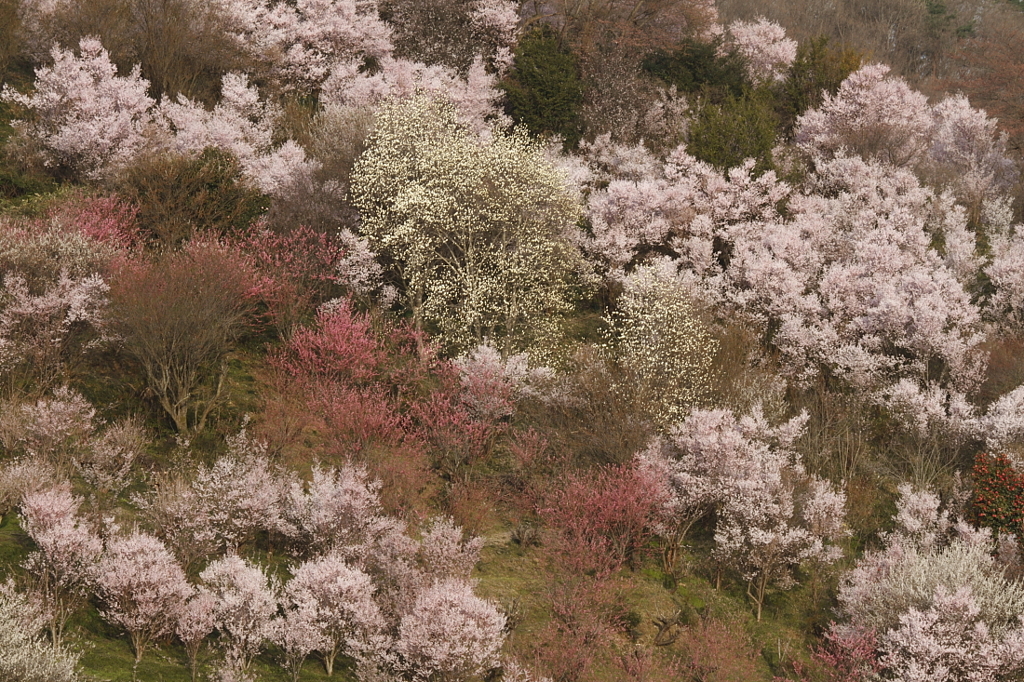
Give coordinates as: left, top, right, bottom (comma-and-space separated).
258, 0, 393, 92
794, 64, 932, 167
73, 418, 145, 503
19, 484, 102, 646
320, 55, 509, 136
199, 555, 280, 669
835, 484, 1024, 678
0, 273, 109, 396
135, 432, 287, 565
394, 578, 506, 682
452, 343, 549, 424
0, 456, 56, 526
158, 72, 320, 197
281, 463, 393, 558
177, 591, 218, 682
1, 387, 95, 472
284, 552, 383, 675
417, 516, 484, 583
878, 586, 1024, 682
94, 531, 193, 665
1, 38, 156, 178
271, 606, 325, 682
714, 468, 847, 621
636, 407, 810, 575
722, 18, 797, 86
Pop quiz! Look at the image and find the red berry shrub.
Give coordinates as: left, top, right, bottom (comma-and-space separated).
972, 452, 1024, 541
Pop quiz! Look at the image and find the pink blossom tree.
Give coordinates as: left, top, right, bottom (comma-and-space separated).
284, 552, 383, 675
281, 463, 393, 558
94, 531, 193, 665
394, 578, 506, 682
271, 606, 325, 682
135, 433, 287, 565
794, 64, 932, 167
723, 19, 797, 86
2, 387, 96, 472
1, 38, 156, 178
636, 407, 811, 576
259, 0, 393, 92
199, 555, 280, 669
19, 484, 102, 646
416, 516, 484, 583
835, 485, 1024, 678
177, 591, 218, 682
878, 587, 1024, 682
0, 273, 109, 396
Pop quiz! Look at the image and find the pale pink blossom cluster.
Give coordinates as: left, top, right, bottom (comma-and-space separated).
256, 0, 394, 91
9, 424, 508, 678
124, 427, 507, 678
20, 484, 103, 646
0, 39, 155, 178
722, 19, 797, 85
94, 531, 193, 663
453, 343, 552, 422
321, 55, 509, 136
6, 40, 319, 196
0, 272, 109, 390
795, 64, 1017, 206
583, 137, 987, 401
158, 72, 321, 196
638, 406, 846, 619
835, 485, 1024, 680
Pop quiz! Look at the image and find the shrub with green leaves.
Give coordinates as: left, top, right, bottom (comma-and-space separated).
110, 147, 268, 248
501, 26, 584, 148
687, 89, 779, 173
642, 39, 748, 99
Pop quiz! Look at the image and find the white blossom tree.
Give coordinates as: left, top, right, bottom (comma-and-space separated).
0, 581, 80, 682
351, 94, 589, 356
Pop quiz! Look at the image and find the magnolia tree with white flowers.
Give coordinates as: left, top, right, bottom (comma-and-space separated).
351, 94, 589, 356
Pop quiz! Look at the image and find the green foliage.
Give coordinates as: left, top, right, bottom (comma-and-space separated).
642, 39, 748, 99
501, 26, 584, 149
0, 0, 20, 82
688, 89, 779, 173
776, 37, 862, 134
110, 147, 268, 248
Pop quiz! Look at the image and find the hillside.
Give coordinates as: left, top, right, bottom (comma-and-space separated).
1, 1, 1024, 681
